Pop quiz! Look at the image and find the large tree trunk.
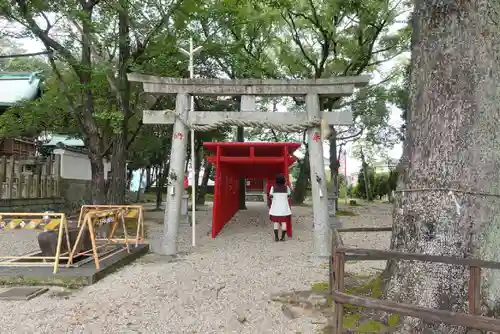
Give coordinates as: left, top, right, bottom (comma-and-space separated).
89, 154, 107, 204
79, 5, 107, 205
155, 162, 169, 210
108, 0, 130, 204
383, 1, 500, 332
360, 148, 372, 201
292, 148, 310, 204
145, 166, 152, 190
193, 143, 202, 203
328, 128, 339, 212
197, 160, 212, 205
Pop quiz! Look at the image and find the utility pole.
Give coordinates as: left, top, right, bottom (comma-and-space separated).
344, 150, 348, 205
178, 38, 203, 247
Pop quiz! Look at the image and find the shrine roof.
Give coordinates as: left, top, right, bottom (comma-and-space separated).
203, 141, 301, 157
0, 72, 43, 110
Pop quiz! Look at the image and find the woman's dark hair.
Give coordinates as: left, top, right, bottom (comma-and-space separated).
275, 173, 286, 185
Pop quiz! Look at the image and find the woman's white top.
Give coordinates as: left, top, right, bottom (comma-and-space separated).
269, 186, 292, 216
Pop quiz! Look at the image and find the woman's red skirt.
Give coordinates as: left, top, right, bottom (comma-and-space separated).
269, 215, 293, 237
269, 215, 291, 222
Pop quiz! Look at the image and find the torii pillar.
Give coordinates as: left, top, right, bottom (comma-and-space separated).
127, 74, 370, 257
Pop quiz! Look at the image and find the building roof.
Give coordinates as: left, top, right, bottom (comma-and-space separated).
0, 72, 43, 109
42, 134, 85, 147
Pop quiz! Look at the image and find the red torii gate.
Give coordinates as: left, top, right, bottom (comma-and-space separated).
204, 142, 301, 238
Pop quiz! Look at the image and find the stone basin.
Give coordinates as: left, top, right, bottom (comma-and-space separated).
37, 228, 92, 257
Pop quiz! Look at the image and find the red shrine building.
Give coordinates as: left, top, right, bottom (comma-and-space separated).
203, 142, 300, 238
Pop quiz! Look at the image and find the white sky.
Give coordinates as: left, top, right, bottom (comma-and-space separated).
18, 35, 406, 176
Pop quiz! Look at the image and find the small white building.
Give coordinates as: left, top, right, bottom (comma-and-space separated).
41, 134, 113, 181
53, 146, 112, 180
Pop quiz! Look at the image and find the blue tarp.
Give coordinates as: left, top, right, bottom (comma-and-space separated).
130, 170, 147, 192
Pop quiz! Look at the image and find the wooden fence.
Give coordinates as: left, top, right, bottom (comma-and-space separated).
330, 227, 500, 333
0, 155, 61, 199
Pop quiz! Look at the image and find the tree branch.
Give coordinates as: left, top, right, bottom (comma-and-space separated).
282, 11, 318, 73
14, 0, 82, 76
338, 128, 364, 141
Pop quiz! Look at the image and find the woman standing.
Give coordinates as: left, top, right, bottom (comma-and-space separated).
268, 174, 292, 241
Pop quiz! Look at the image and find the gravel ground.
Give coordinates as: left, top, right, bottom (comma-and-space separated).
0, 201, 392, 334
0, 229, 40, 256
338, 202, 393, 276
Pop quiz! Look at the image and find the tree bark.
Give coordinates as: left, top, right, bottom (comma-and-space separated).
155, 162, 169, 210
292, 148, 310, 204
383, 1, 500, 332
329, 128, 339, 211
197, 160, 212, 205
109, 0, 132, 204
145, 167, 152, 190
360, 148, 372, 201
79, 4, 107, 204
193, 142, 202, 203
89, 154, 106, 204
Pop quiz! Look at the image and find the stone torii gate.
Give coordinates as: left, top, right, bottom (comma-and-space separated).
127, 74, 370, 258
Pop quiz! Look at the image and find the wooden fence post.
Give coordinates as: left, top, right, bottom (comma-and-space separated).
332, 249, 345, 333
41, 159, 49, 197
468, 266, 481, 315
5, 157, 14, 198
53, 154, 61, 197
24, 172, 33, 198
13, 159, 21, 198
33, 172, 40, 198
0, 156, 6, 198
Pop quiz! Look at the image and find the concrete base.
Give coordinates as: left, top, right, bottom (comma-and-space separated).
0, 244, 149, 288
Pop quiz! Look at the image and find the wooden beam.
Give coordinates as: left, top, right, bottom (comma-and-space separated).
143, 110, 353, 126
337, 247, 500, 270
337, 226, 392, 232
332, 291, 500, 332
128, 73, 370, 96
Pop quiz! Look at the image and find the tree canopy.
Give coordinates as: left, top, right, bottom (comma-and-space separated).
0, 0, 410, 204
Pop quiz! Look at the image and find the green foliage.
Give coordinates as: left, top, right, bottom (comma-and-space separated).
356, 166, 375, 200
389, 63, 411, 140
353, 166, 398, 200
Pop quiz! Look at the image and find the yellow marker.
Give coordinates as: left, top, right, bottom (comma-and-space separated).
43, 219, 60, 230
126, 209, 138, 218
7, 219, 23, 229
26, 219, 42, 229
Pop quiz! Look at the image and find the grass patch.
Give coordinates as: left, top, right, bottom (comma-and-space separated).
336, 209, 359, 217
311, 281, 329, 293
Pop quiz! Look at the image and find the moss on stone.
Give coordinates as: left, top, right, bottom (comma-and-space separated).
357, 320, 387, 332
0, 275, 88, 288
345, 275, 383, 297
311, 274, 402, 333
387, 313, 401, 327
343, 314, 360, 328
324, 273, 402, 332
